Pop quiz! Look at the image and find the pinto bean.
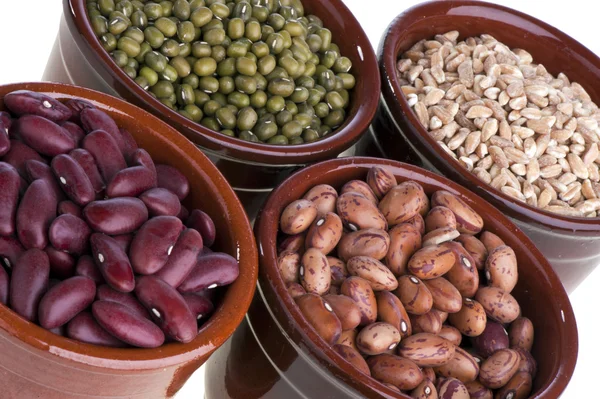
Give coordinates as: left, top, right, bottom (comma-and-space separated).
485, 245, 518, 293
408, 244, 456, 280
280, 199, 318, 235
475, 286, 521, 324
299, 248, 331, 295
337, 192, 387, 231
398, 333, 456, 367
346, 256, 398, 291
386, 223, 422, 276
438, 325, 462, 346
356, 322, 401, 355
341, 180, 379, 205
455, 234, 487, 270
425, 206, 457, 233
437, 378, 469, 399
423, 277, 462, 313
394, 275, 433, 315
367, 354, 424, 391
508, 317, 534, 352
410, 310, 442, 335
448, 298, 487, 337
332, 344, 371, 375
434, 346, 480, 383
336, 329, 359, 351
337, 228, 390, 262
379, 181, 428, 226
431, 191, 483, 234
303, 184, 338, 216
305, 212, 343, 255
442, 241, 479, 298
341, 276, 377, 325
367, 166, 397, 199
295, 293, 342, 345
479, 231, 505, 252
376, 290, 412, 338
287, 282, 306, 299
323, 294, 361, 330
478, 349, 520, 389
328, 256, 347, 285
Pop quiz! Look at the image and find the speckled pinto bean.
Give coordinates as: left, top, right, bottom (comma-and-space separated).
410, 310, 442, 335
324, 294, 361, 331
408, 244, 457, 280
437, 378, 469, 399
155, 164, 190, 200
182, 293, 214, 323
17, 179, 57, 250
367, 166, 397, 199
398, 333, 456, 367
129, 216, 183, 275
464, 381, 493, 399
386, 223, 422, 276
0, 162, 21, 236
10, 249, 50, 322
496, 371, 532, 399
135, 275, 197, 343
67, 311, 127, 347
367, 354, 424, 391
337, 228, 390, 262
58, 200, 83, 218
514, 347, 537, 378
438, 325, 462, 346
45, 246, 76, 279
61, 121, 86, 147
305, 212, 343, 255
455, 234, 488, 270
295, 293, 342, 345
479, 231, 505, 252
90, 233, 135, 293
431, 191, 483, 235
49, 214, 91, 255
379, 181, 427, 226
14, 115, 76, 157
425, 206, 457, 233
4, 90, 72, 122
508, 317, 534, 352
434, 346, 480, 383
140, 188, 181, 217
328, 256, 347, 285
478, 348, 520, 389
341, 276, 377, 325
280, 235, 306, 254
485, 245, 518, 293
177, 252, 240, 293
423, 277, 462, 313
448, 298, 487, 337
277, 250, 300, 284
394, 275, 433, 315
471, 320, 509, 358
4, 139, 47, 177
185, 210, 216, 246
92, 300, 165, 348
80, 108, 126, 154
332, 344, 371, 376
69, 148, 106, 195
75, 255, 104, 284
83, 197, 148, 235
154, 229, 203, 287
341, 180, 379, 206
336, 329, 359, 351
299, 248, 331, 295
303, 184, 338, 216
280, 199, 318, 235
356, 322, 401, 355
287, 282, 306, 299
82, 130, 127, 183
475, 286, 520, 324
336, 192, 387, 231
107, 166, 157, 198
96, 284, 150, 320
0, 266, 9, 305
442, 242, 480, 298
406, 213, 426, 235
376, 291, 412, 338
38, 276, 96, 329
346, 256, 398, 291
24, 160, 65, 202
410, 379, 438, 399
64, 98, 94, 123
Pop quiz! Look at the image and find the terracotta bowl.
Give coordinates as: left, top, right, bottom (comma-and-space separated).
43, 0, 380, 217
0, 82, 258, 399
366, 0, 600, 293
204, 157, 577, 399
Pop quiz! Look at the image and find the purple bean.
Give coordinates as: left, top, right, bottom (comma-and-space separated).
0, 236, 24, 271
178, 205, 190, 221
182, 293, 214, 323
82, 130, 127, 183
58, 200, 83, 218
186, 210, 216, 247
156, 164, 189, 200
9, 248, 50, 322
90, 233, 135, 293
0, 121, 10, 156
154, 229, 203, 287
49, 214, 91, 255
119, 128, 138, 161
92, 300, 164, 348
17, 179, 57, 249
129, 216, 183, 275
51, 154, 95, 206
471, 320, 510, 358
45, 246, 77, 279
49, 325, 66, 336
60, 121, 86, 147
0, 265, 9, 305
80, 108, 127, 155
13, 115, 76, 156
66, 311, 127, 347
70, 148, 106, 195
106, 166, 156, 198
112, 234, 133, 254
0, 162, 21, 236
83, 197, 148, 235
0, 111, 13, 131
38, 276, 96, 329
130, 149, 157, 184
4, 90, 72, 122
4, 139, 47, 177
139, 188, 181, 217
24, 160, 66, 202
75, 255, 105, 284
178, 252, 239, 293
96, 284, 150, 320
135, 275, 197, 343
64, 98, 95, 124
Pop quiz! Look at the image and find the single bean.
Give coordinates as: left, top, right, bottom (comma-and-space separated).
118, 128, 138, 161
304, 212, 343, 255
398, 332, 456, 369
336, 192, 387, 231
302, 184, 337, 216
410, 379, 438, 399
96, 284, 150, 320
367, 166, 397, 199
479, 231, 506, 252
10, 249, 50, 322
3, 140, 47, 177
80, 108, 127, 155
13, 115, 75, 157
70, 148, 106, 195
49, 214, 91, 255
514, 347, 537, 378
38, 276, 96, 329
90, 233, 135, 293
509, 317, 534, 352
394, 275, 433, 315
379, 181, 428, 226
278, 233, 305, 255
340, 276, 377, 325
0, 265, 8, 305
408, 243, 456, 280
337, 228, 390, 262
434, 346, 480, 383
332, 344, 370, 376
4, 90, 72, 122
185, 209, 216, 247
423, 277, 462, 313
155, 164, 190, 200
341, 180, 379, 206
410, 310, 442, 335
82, 129, 127, 183
431, 191, 483, 234
465, 381, 493, 399
328, 256, 347, 285
155, 228, 203, 287
178, 252, 239, 292
58, 200, 83, 218
106, 166, 157, 198
356, 322, 401, 355
448, 298, 487, 337
130, 148, 157, 185
299, 247, 331, 295
75, 255, 105, 284
129, 216, 182, 274
64, 98, 95, 124
376, 290, 412, 338
336, 329, 359, 352
437, 378, 469, 399
425, 206, 457, 233
442, 241, 480, 298
367, 354, 424, 391
485, 245, 518, 293
495, 371, 532, 399
67, 311, 127, 347
323, 294, 361, 330
287, 282, 306, 299
385, 223, 422, 276
24, 159, 66, 202
478, 348, 520, 389
346, 256, 398, 291
83, 197, 148, 235
280, 199, 318, 235
475, 286, 520, 324
277, 250, 300, 284
438, 325, 463, 346
0, 162, 20, 236
17, 179, 57, 249
182, 293, 214, 322
471, 320, 509, 358
51, 154, 95, 206
45, 246, 76, 279
60, 121, 86, 146
295, 293, 342, 345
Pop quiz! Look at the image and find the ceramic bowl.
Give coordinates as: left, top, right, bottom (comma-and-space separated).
205, 157, 577, 399
0, 82, 258, 399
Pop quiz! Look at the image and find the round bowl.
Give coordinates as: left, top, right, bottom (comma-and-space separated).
43, 0, 380, 216
205, 157, 577, 399
0, 82, 258, 399
369, 0, 600, 293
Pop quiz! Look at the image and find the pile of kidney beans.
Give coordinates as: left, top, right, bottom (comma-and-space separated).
0, 90, 239, 348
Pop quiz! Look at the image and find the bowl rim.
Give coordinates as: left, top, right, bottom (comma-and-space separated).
379, 0, 600, 232
66, 0, 381, 166
255, 156, 578, 399
0, 81, 258, 370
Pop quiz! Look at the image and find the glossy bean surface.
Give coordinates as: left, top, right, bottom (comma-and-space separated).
75, 255, 105, 283
90, 233, 135, 293
0, 162, 20, 236
10, 248, 50, 322
106, 166, 157, 198
51, 154, 95, 206
178, 252, 239, 293
182, 293, 214, 323
129, 216, 183, 275
14, 115, 75, 156
66, 311, 127, 347
38, 276, 96, 329
17, 179, 57, 249
4, 140, 46, 177
83, 197, 148, 235
4, 90, 72, 122
154, 228, 203, 287
49, 214, 91, 255
156, 164, 190, 200
140, 188, 181, 217
58, 200, 83, 218
70, 148, 106, 194
96, 284, 150, 320
82, 130, 127, 183
45, 246, 76, 279
80, 108, 127, 155
185, 210, 216, 247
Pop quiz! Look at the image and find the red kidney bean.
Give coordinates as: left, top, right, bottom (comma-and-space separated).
0, 236, 24, 271
90, 233, 135, 293
38, 276, 96, 329
0, 265, 8, 305
156, 164, 190, 200
83, 197, 148, 235
112, 234, 132, 254
186, 209, 216, 247
130, 148, 157, 181
4, 90, 72, 122
96, 284, 150, 320
51, 154, 95, 206
64, 98, 95, 123
178, 252, 239, 293
129, 216, 183, 275
119, 128, 138, 161
0, 162, 21, 236
49, 214, 91, 255
9, 249, 50, 322
49, 325, 66, 336
75, 255, 105, 284
182, 293, 214, 322
178, 205, 190, 221
5, 139, 47, 177
17, 179, 57, 249
58, 200, 83, 218
66, 311, 127, 347
0, 121, 10, 156
45, 246, 77, 279
106, 166, 156, 198
60, 121, 86, 146
24, 160, 66, 202
92, 300, 165, 348
155, 229, 203, 287
70, 148, 106, 195
0, 111, 13, 131
139, 188, 181, 217
82, 130, 127, 183
14, 115, 76, 156
135, 275, 197, 343
80, 108, 127, 155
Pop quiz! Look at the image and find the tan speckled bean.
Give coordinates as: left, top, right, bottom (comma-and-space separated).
475, 286, 520, 324
442, 241, 480, 298
367, 354, 424, 391
287, 282, 306, 299
425, 206, 457, 232
376, 291, 412, 338
398, 333, 455, 367
346, 256, 398, 291
341, 276, 377, 325
280, 199, 318, 235
305, 212, 343, 255
410, 378, 438, 399
509, 317, 534, 352
356, 322, 401, 355
495, 371, 532, 399
379, 181, 428, 226
367, 166, 397, 199
327, 256, 347, 285
464, 381, 493, 399
323, 294, 362, 331
433, 346, 480, 383
303, 184, 338, 216
437, 378, 469, 399
336, 192, 387, 231
332, 343, 371, 376
410, 310, 442, 335
455, 234, 487, 270
336, 328, 359, 352
394, 275, 433, 315
423, 277, 462, 313
300, 248, 331, 295
341, 180, 379, 206
485, 245, 518, 293
431, 191, 483, 234
295, 293, 341, 345
386, 223, 422, 276
479, 231, 505, 252
478, 348, 520, 389
448, 298, 487, 337
277, 250, 300, 284
408, 244, 457, 280
438, 325, 462, 346
337, 228, 390, 262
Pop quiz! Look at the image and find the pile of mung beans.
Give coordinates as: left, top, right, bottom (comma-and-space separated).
277, 166, 536, 398
86, 0, 356, 145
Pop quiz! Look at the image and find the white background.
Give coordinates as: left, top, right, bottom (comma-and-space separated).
0, 1, 596, 397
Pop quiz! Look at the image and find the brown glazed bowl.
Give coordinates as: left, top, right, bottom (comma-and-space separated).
368, 0, 600, 294
43, 0, 380, 217
0, 82, 258, 399
204, 157, 577, 399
